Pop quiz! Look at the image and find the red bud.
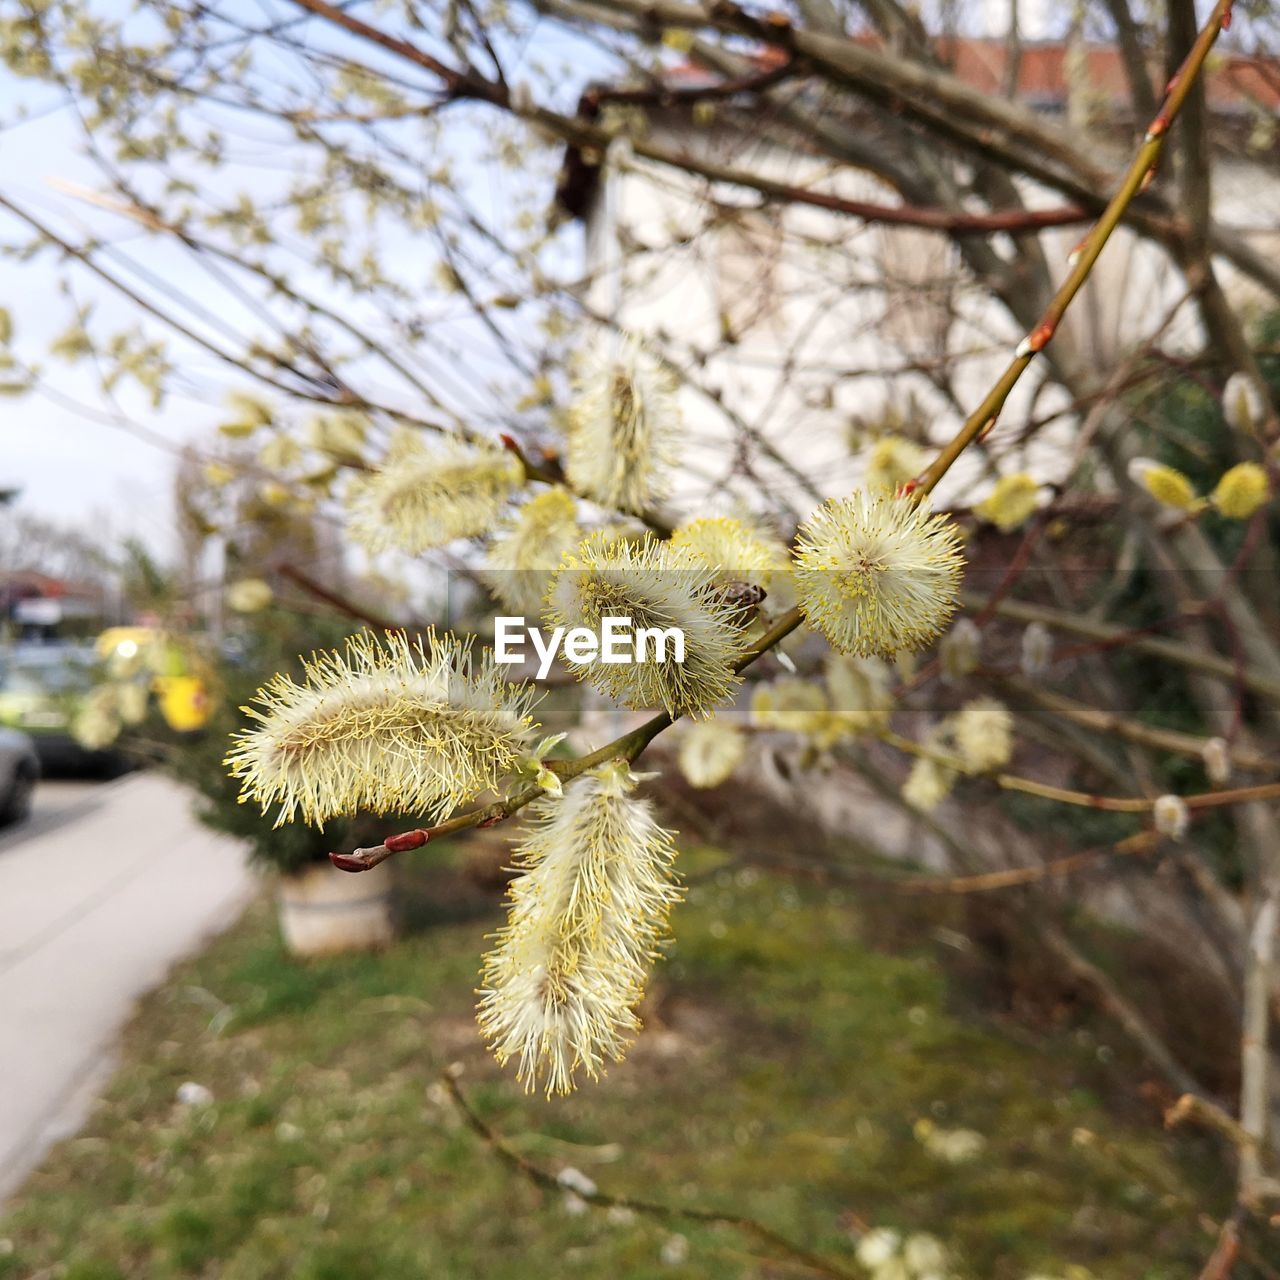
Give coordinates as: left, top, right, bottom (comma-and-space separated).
330, 852, 370, 873
384, 828, 430, 853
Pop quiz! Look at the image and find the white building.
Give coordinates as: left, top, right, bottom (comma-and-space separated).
557, 39, 1280, 521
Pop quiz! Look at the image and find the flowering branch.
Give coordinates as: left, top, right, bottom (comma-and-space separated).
879, 728, 1280, 816
330, 605, 805, 871
213, 0, 1266, 1137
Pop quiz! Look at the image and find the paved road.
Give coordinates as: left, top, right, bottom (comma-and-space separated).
0, 772, 254, 1202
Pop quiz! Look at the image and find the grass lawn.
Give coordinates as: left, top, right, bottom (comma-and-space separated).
0, 841, 1237, 1280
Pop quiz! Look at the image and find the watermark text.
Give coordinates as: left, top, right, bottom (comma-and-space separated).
494, 616, 685, 679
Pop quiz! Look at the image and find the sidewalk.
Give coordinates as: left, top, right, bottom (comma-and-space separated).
0, 772, 254, 1201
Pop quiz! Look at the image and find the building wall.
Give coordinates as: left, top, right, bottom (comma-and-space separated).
578, 123, 1280, 521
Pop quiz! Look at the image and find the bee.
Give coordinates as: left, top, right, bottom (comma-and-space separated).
705, 580, 768, 620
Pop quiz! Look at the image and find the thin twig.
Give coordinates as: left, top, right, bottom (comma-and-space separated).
440, 1069, 859, 1280
893, 832, 1157, 895
962, 594, 1280, 707
879, 729, 1280, 815
1166, 1093, 1259, 1154
989, 677, 1278, 775
912, 0, 1234, 496
1197, 1210, 1243, 1280
275, 562, 408, 633
1239, 894, 1278, 1195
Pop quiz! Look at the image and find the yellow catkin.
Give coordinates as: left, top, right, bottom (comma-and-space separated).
677, 721, 746, 788
668, 515, 789, 584
974, 472, 1040, 532
902, 752, 955, 812
794, 491, 965, 658
225, 630, 536, 827
948, 697, 1013, 773
864, 434, 927, 494
1210, 462, 1271, 520
750, 678, 829, 736
483, 489, 582, 617
346, 433, 522, 554
1130, 459, 1203, 513
564, 334, 680, 512
546, 532, 744, 717
226, 578, 273, 613
477, 762, 682, 1094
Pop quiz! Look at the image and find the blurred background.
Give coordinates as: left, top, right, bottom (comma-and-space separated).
1, 0, 1280, 1276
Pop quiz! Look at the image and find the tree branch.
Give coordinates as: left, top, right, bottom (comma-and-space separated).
441, 1069, 860, 1279
914, 0, 1234, 495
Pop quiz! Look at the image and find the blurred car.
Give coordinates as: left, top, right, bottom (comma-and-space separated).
96, 627, 213, 733
0, 725, 39, 824
0, 644, 124, 773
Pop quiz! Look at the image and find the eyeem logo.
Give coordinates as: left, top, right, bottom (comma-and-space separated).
494, 616, 685, 680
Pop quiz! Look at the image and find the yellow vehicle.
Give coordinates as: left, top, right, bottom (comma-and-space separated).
94, 628, 213, 733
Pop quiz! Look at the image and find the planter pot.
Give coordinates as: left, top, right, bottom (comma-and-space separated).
276, 861, 396, 956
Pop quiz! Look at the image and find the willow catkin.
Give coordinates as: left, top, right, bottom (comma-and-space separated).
477, 761, 682, 1094
793, 490, 964, 658
565, 334, 680, 512
346, 433, 522, 554
482, 488, 582, 617
546, 532, 745, 718
225, 630, 536, 827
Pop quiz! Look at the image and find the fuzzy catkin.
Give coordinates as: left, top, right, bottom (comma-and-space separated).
546, 532, 744, 717
483, 489, 582, 617
1222, 372, 1267, 434
974, 472, 1039, 532
1210, 462, 1270, 520
793, 490, 965, 658
346, 433, 522, 554
864, 435, 926, 494
902, 752, 955, 812
949, 697, 1013, 773
668, 515, 789, 585
1153, 793, 1190, 840
1128, 458, 1202, 513
565, 334, 680, 512
477, 761, 681, 1094
225, 630, 536, 827
677, 721, 746, 789
1202, 736, 1231, 786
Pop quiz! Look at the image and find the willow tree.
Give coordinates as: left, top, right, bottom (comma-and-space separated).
4, 0, 1280, 1257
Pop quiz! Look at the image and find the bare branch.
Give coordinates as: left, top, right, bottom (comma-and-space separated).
441, 1069, 860, 1279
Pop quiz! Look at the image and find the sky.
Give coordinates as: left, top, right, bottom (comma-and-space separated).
0, 88, 222, 552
